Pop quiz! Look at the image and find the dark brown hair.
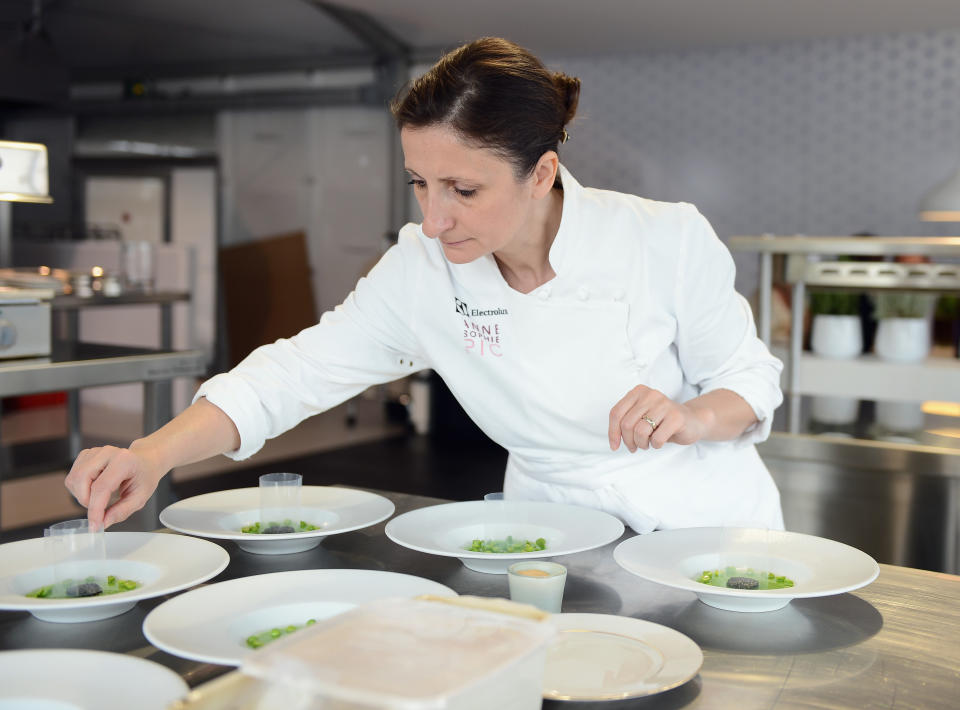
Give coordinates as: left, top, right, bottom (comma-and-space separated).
390, 37, 580, 178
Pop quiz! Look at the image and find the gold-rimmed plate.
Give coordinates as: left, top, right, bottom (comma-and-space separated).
543, 613, 702, 701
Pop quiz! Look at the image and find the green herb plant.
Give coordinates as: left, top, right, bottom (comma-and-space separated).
871, 291, 937, 320
809, 290, 860, 316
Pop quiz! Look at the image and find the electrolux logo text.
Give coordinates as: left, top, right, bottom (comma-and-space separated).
454, 297, 508, 317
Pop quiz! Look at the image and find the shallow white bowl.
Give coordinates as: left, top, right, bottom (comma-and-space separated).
613, 527, 879, 612
0, 532, 229, 623
0, 649, 188, 710
544, 613, 703, 701
385, 500, 625, 574
159, 486, 395, 555
143, 568, 456, 665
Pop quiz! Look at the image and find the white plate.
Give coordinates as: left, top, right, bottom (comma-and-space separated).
159, 486, 395, 555
0, 532, 229, 623
543, 613, 703, 701
0, 649, 187, 710
385, 500, 625, 574
142, 568, 457, 665
614, 527, 880, 612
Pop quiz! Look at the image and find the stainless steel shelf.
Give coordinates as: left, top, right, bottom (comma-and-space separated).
50, 290, 191, 310
764, 394, 960, 473
769, 347, 960, 404
730, 234, 960, 257
0, 342, 205, 397
785, 259, 960, 291
730, 234, 960, 439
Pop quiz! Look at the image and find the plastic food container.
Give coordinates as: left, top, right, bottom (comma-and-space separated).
173, 596, 556, 710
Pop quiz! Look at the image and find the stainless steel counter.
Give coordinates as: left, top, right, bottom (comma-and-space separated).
2, 489, 958, 709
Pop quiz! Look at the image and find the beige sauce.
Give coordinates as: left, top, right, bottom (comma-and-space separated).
515, 569, 551, 578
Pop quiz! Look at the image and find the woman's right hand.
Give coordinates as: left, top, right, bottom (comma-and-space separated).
64, 443, 165, 530
64, 398, 242, 529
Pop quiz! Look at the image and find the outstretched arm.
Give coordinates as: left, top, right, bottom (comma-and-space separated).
64, 397, 240, 529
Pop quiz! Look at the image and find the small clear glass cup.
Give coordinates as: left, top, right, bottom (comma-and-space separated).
121, 241, 155, 293
259, 473, 302, 533
507, 561, 567, 613
45, 518, 106, 587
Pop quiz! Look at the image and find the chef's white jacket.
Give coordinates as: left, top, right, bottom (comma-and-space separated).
197, 166, 785, 533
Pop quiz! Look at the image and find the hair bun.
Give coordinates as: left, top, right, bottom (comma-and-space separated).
553, 72, 581, 124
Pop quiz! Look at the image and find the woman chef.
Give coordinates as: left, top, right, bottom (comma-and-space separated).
65, 37, 784, 534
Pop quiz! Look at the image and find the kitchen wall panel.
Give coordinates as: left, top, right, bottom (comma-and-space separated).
550, 29, 960, 296
218, 108, 389, 317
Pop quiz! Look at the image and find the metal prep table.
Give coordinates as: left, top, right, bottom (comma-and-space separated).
0, 340, 206, 527
1, 489, 957, 709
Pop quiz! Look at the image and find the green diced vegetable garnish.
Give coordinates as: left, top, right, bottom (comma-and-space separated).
694, 568, 796, 590
24, 575, 140, 599
465, 536, 548, 553
245, 620, 316, 649
242, 520, 319, 534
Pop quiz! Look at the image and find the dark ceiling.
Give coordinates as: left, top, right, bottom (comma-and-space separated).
5, 0, 960, 106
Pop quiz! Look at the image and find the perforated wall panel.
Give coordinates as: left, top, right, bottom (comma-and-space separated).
548, 30, 960, 294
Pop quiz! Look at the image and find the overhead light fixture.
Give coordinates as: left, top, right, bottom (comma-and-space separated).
0, 139, 52, 267
918, 164, 960, 222
0, 140, 53, 204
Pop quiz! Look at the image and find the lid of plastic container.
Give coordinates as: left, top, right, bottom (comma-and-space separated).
241, 596, 556, 710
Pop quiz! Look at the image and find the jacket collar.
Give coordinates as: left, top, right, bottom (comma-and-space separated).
422, 163, 582, 294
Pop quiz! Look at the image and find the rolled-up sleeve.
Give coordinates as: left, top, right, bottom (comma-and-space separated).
673, 206, 783, 445
194, 231, 429, 460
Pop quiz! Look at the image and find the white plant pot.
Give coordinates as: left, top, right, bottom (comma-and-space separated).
811, 314, 862, 359
810, 395, 860, 425
874, 318, 930, 363
876, 400, 925, 433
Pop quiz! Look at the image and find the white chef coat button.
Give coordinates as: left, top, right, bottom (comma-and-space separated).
577, 286, 590, 301
538, 289, 550, 301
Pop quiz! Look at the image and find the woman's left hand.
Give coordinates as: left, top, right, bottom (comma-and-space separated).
608, 385, 713, 452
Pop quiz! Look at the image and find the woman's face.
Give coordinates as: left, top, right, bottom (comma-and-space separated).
400, 124, 548, 264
